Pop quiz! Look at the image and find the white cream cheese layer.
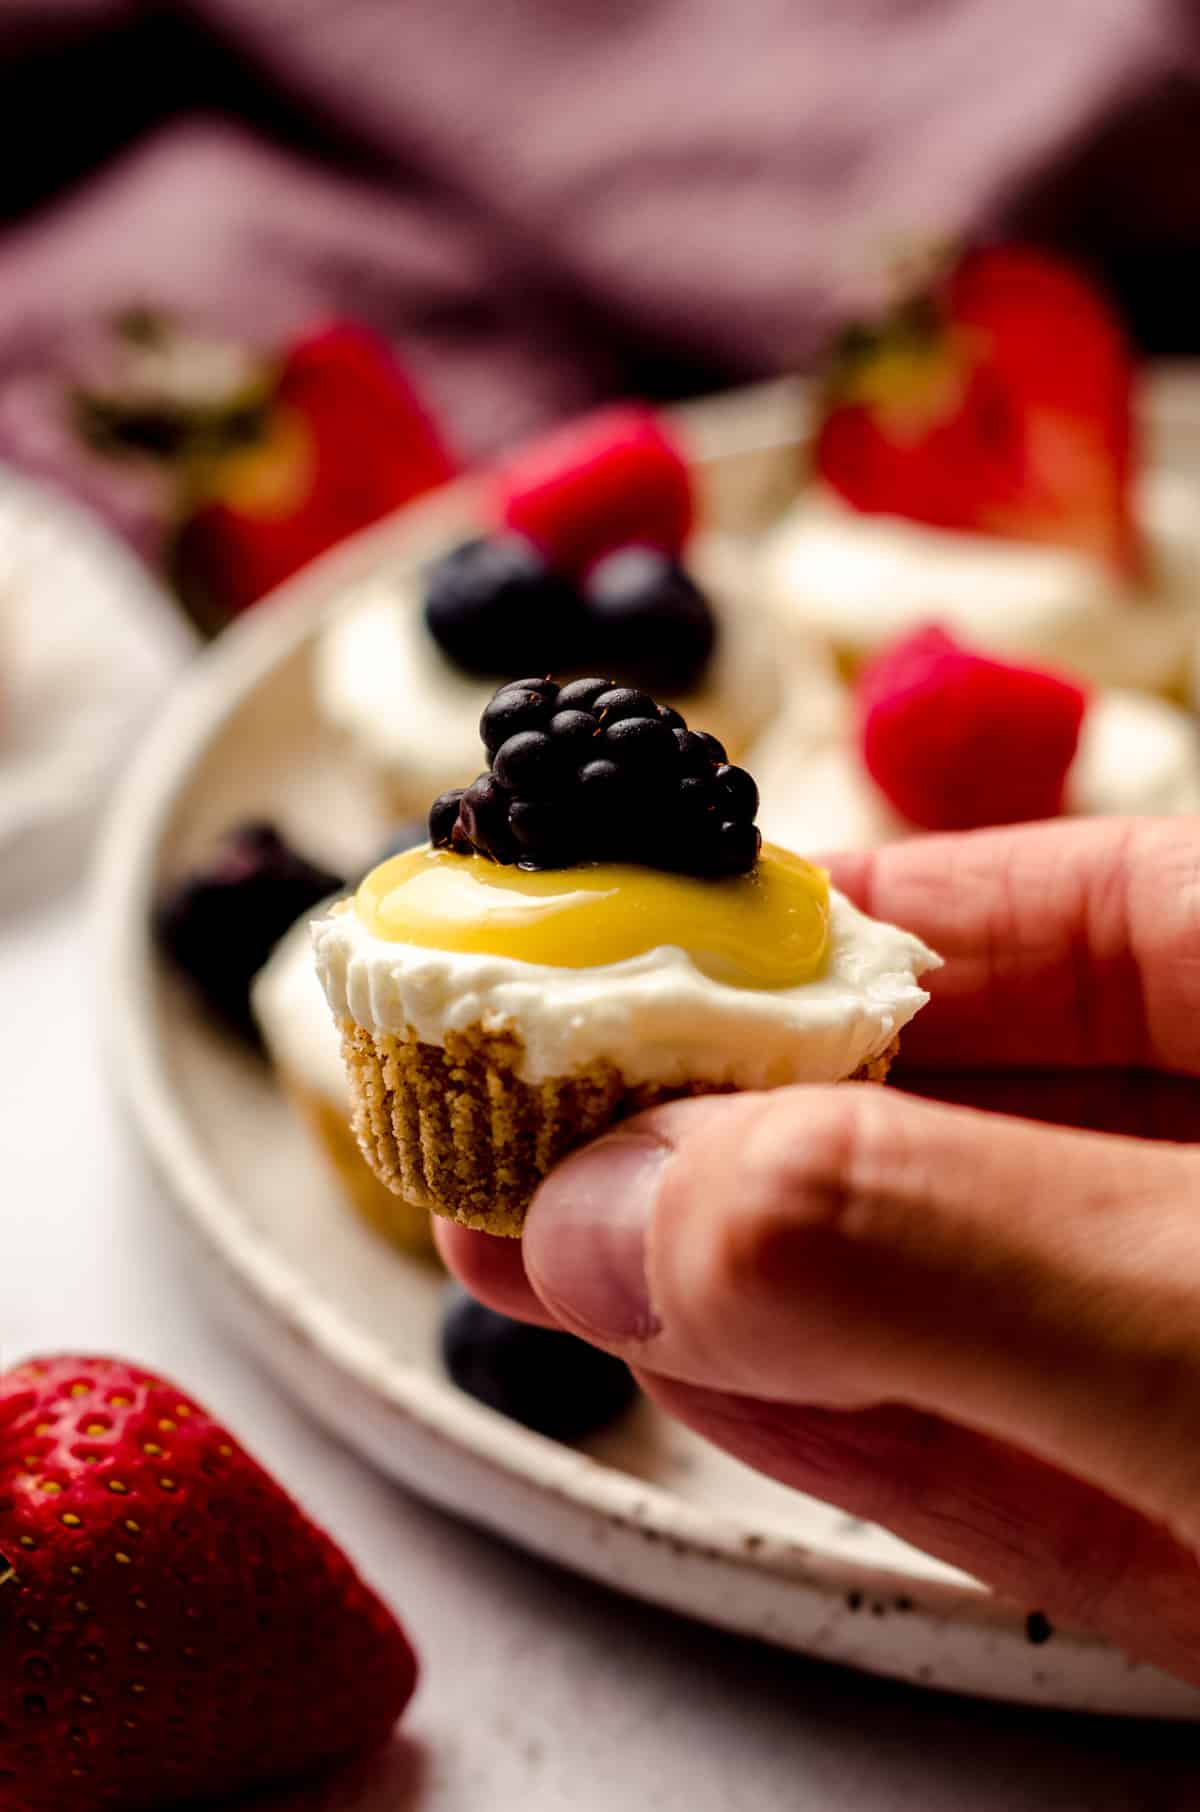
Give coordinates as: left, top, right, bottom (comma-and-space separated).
753, 688, 1200, 854
759, 472, 1200, 692
313, 532, 784, 810
252, 910, 350, 1106
313, 886, 938, 1090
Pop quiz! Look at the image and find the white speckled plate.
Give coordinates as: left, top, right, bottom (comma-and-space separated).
97, 377, 1200, 1719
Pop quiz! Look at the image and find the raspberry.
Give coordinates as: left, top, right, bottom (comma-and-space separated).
856, 626, 1089, 830
432, 678, 761, 877
493, 404, 693, 576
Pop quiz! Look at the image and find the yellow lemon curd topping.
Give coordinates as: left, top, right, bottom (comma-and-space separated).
354, 843, 830, 990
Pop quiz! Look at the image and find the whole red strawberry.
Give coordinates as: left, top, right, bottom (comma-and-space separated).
816, 245, 1138, 574
856, 625, 1089, 830
0, 1355, 417, 1812
176, 319, 458, 620
493, 403, 693, 575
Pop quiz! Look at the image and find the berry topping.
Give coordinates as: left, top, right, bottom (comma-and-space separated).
856, 625, 1089, 830
432, 679, 761, 877
424, 536, 585, 677
493, 404, 693, 576
816, 245, 1138, 573
583, 546, 717, 693
479, 676, 558, 753
428, 791, 465, 847
442, 1290, 638, 1440
0, 1353, 416, 1812
590, 685, 655, 724
155, 823, 344, 1042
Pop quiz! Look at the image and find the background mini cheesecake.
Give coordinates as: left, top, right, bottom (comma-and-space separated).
752, 626, 1200, 854
759, 247, 1200, 698
253, 912, 437, 1259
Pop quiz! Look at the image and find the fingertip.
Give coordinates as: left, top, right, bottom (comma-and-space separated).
433, 1220, 555, 1326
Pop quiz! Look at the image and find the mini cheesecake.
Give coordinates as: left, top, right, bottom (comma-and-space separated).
314, 678, 938, 1236
759, 475, 1200, 695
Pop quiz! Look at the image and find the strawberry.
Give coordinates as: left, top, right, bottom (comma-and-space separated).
176, 318, 458, 621
0, 1355, 417, 1812
493, 403, 693, 575
856, 625, 1088, 830
815, 245, 1138, 573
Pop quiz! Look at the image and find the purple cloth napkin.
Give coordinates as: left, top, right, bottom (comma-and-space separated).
0, 0, 1197, 557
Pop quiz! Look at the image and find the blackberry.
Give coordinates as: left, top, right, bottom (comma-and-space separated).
430, 678, 761, 878
424, 537, 585, 677
583, 546, 716, 693
555, 676, 613, 712
155, 823, 344, 1044
428, 791, 465, 848
441, 1289, 638, 1441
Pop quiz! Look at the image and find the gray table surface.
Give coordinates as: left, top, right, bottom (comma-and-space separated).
4, 882, 1198, 1812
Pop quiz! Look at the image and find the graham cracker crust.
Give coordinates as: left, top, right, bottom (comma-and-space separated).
339, 1020, 898, 1238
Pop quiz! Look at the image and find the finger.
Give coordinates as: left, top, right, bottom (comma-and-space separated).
522, 1085, 1200, 1549
642, 1375, 1200, 1687
824, 818, 1200, 1072
434, 1219, 557, 1326
896, 1067, 1200, 1141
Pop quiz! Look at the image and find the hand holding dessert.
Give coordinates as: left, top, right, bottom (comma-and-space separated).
314, 677, 937, 1236
438, 817, 1200, 1689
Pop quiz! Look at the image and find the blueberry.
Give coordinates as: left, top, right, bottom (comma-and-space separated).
441, 1289, 638, 1440
584, 547, 716, 693
155, 823, 344, 1044
424, 537, 585, 678
480, 680, 559, 756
